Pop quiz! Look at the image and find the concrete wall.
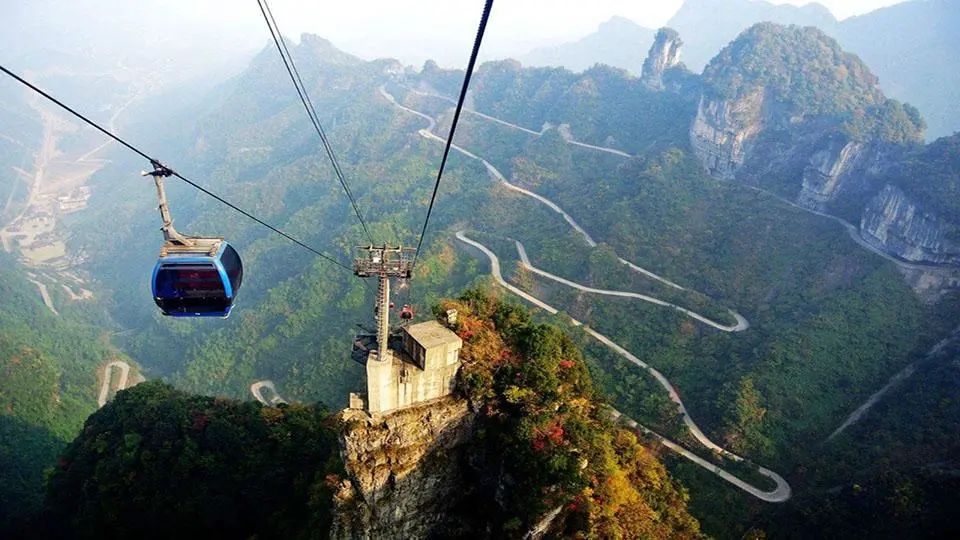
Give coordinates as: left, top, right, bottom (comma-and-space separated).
365, 349, 461, 414
363, 322, 463, 415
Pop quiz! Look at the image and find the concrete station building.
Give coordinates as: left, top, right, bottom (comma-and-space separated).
350, 320, 463, 415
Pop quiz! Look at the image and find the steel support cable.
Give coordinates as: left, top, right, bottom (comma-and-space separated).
411, 0, 494, 270
0, 63, 355, 274
255, 0, 373, 244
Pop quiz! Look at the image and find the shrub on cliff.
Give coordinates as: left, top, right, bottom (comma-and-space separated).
439, 289, 702, 538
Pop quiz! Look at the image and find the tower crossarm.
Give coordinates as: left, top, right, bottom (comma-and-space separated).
353, 244, 415, 354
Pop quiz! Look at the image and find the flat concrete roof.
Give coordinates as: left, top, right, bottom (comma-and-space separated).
404, 320, 461, 349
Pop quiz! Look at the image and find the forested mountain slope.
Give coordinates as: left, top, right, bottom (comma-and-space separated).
836, 0, 960, 140
691, 23, 959, 270
407, 25, 960, 536
35, 294, 703, 539
1, 22, 958, 538
0, 251, 133, 530
667, 0, 838, 71
524, 0, 960, 139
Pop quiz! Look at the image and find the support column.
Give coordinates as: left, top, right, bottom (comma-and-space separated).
376, 274, 390, 355
147, 169, 190, 246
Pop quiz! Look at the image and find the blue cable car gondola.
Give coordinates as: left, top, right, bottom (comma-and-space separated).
143, 163, 243, 318
151, 240, 243, 318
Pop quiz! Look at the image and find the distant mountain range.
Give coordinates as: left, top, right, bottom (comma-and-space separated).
834, 0, 960, 141
519, 16, 656, 74
668, 0, 838, 70
518, 0, 960, 139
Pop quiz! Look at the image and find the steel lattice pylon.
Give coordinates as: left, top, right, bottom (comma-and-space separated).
353, 245, 414, 355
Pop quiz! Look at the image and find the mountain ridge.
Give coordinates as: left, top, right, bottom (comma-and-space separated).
518, 16, 656, 74
517, 0, 959, 139
3, 19, 960, 538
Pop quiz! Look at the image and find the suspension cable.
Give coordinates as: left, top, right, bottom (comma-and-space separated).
411, 0, 494, 270
0, 63, 355, 273
255, 0, 373, 244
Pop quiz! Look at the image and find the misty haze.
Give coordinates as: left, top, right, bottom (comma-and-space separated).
1, 0, 959, 538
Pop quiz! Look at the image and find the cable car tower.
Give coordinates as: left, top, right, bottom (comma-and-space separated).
353, 245, 414, 356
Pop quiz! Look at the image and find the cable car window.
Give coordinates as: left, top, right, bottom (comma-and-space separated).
156, 265, 225, 298
220, 244, 243, 291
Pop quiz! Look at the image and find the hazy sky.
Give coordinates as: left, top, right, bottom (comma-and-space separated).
8, 0, 911, 69
192, 0, 909, 64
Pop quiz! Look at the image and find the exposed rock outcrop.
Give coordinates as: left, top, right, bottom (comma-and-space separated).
689, 87, 766, 180
688, 23, 959, 289
641, 28, 684, 91
898, 265, 960, 303
795, 135, 891, 211
331, 397, 476, 539
860, 184, 960, 266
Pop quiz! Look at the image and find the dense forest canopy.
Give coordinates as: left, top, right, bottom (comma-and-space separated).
42, 382, 342, 538
0, 252, 130, 529
33, 293, 703, 539
441, 290, 702, 537
885, 133, 960, 222
703, 23, 925, 143
0, 10, 958, 539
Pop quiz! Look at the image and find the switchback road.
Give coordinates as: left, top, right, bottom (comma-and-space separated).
456, 232, 790, 503
98, 360, 131, 408
250, 380, 289, 406
516, 240, 747, 332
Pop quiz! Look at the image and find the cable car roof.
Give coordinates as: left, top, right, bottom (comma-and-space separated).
158, 238, 224, 258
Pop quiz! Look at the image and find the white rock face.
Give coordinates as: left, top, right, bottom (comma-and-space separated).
797, 139, 865, 210
331, 397, 475, 539
641, 28, 683, 91
860, 184, 960, 265
690, 88, 766, 180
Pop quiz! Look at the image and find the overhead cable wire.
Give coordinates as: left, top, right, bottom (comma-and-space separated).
255, 0, 373, 244
411, 0, 494, 270
0, 63, 355, 274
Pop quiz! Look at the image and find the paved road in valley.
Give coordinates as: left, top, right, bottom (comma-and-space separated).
406, 87, 633, 158
385, 86, 787, 500
515, 240, 747, 332
382, 86, 699, 292
250, 380, 289, 406
98, 360, 131, 407
457, 231, 790, 503
826, 325, 960, 442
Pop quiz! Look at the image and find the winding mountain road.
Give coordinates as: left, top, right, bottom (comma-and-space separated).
98, 360, 131, 408
457, 232, 790, 503
383, 86, 789, 500
516, 240, 747, 332
407, 87, 634, 159
739, 184, 945, 273
406, 86, 953, 275
250, 380, 289, 406
381, 86, 692, 292
387, 81, 960, 505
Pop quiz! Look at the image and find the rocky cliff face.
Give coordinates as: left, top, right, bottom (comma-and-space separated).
331, 397, 476, 539
687, 23, 960, 280
795, 136, 893, 211
642, 28, 684, 91
689, 87, 766, 180
860, 184, 960, 266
